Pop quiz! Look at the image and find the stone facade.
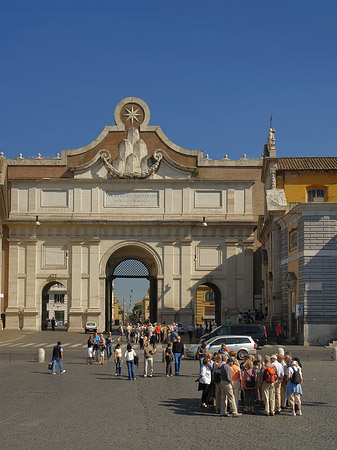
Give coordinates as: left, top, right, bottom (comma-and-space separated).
1, 97, 263, 332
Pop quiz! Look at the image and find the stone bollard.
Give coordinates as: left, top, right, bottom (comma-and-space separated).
277, 347, 284, 356
37, 348, 45, 363
332, 347, 337, 361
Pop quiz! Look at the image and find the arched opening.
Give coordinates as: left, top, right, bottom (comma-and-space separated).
42, 282, 68, 330
105, 245, 159, 331
194, 282, 222, 330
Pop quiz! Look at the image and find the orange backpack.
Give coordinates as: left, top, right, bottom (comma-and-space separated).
264, 366, 276, 383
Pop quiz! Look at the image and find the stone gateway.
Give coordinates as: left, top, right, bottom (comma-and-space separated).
2, 97, 263, 331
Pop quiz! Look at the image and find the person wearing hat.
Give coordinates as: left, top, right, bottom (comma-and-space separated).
271, 354, 284, 414
286, 360, 303, 416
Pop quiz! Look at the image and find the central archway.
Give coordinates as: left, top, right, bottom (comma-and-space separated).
104, 243, 161, 331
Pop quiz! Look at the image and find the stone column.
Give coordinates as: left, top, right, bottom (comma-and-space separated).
68, 239, 83, 332
225, 240, 238, 315
5, 239, 21, 329
87, 238, 101, 329
22, 239, 38, 331
179, 238, 193, 326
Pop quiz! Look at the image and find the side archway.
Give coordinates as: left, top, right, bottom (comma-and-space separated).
194, 282, 222, 330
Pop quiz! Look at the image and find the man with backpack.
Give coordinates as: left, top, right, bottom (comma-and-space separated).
261, 355, 279, 416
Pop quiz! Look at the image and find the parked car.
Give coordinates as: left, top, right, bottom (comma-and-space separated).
186, 335, 257, 360
199, 324, 267, 346
85, 322, 97, 333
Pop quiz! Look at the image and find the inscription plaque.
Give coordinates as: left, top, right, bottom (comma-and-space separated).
105, 191, 159, 207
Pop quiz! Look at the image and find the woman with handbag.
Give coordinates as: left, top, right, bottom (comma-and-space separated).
196, 357, 212, 408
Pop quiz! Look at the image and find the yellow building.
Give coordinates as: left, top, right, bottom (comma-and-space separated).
259, 129, 337, 344
194, 284, 216, 327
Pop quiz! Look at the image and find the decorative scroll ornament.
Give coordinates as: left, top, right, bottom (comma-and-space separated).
100, 127, 163, 179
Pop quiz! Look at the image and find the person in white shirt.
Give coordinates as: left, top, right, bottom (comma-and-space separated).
124, 344, 137, 380
271, 354, 284, 414
196, 357, 212, 408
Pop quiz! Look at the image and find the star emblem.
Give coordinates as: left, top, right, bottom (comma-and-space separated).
123, 106, 141, 124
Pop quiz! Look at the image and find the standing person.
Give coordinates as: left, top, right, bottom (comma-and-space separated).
187, 324, 194, 343
155, 323, 161, 344
271, 354, 284, 414
241, 361, 257, 414
172, 336, 184, 375
165, 342, 174, 377
124, 344, 136, 380
287, 360, 303, 416
143, 340, 156, 378
51, 317, 56, 331
261, 355, 279, 416
105, 331, 114, 360
86, 334, 94, 365
276, 323, 282, 345
162, 322, 168, 344
170, 327, 178, 342
225, 316, 231, 325
126, 323, 132, 343
228, 358, 241, 411
114, 343, 122, 376
51, 341, 65, 375
196, 357, 212, 408
197, 342, 208, 368
219, 355, 241, 417
98, 334, 105, 365
213, 354, 225, 414
237, 312, 243, 324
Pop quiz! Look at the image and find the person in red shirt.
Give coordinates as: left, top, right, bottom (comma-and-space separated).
276, 323, 282, 345
155, 323, 162, 343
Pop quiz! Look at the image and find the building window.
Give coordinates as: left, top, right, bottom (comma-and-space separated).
54, 294, 65, 303
289, 229, 298, 253
205, 292, 214, 302
307, 188, 325, 203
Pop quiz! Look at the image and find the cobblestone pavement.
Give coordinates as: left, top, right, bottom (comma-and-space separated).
0, 331, 336, 450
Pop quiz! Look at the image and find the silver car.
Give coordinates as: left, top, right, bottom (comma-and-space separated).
186, 335, 256, 360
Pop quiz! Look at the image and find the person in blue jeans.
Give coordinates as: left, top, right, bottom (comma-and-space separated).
51, 341, 66, 375
172, 336, 184, 375
124, 344, 136, 380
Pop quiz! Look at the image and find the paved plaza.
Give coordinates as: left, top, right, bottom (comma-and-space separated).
0, 330, 336, 450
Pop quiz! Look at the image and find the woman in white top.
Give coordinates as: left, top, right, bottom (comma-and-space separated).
124, 344, 137, 380
114, 343, 122, 376
196, 357, 212, 408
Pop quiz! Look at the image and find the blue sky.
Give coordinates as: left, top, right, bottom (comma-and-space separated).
1, 1, 336, 313
1, 0, 337, 162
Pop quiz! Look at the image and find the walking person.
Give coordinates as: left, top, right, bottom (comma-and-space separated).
165, 342, 174, 377
86, 334, 94, 365
51, 341, 66, 375
105, 331, 114, 360
187, 324, 194, 343
114, 343, 122, 376
98, 334, 105, 365
124, 344, 136, 380
172, 336, 184, 375
51, 317, 56, 331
